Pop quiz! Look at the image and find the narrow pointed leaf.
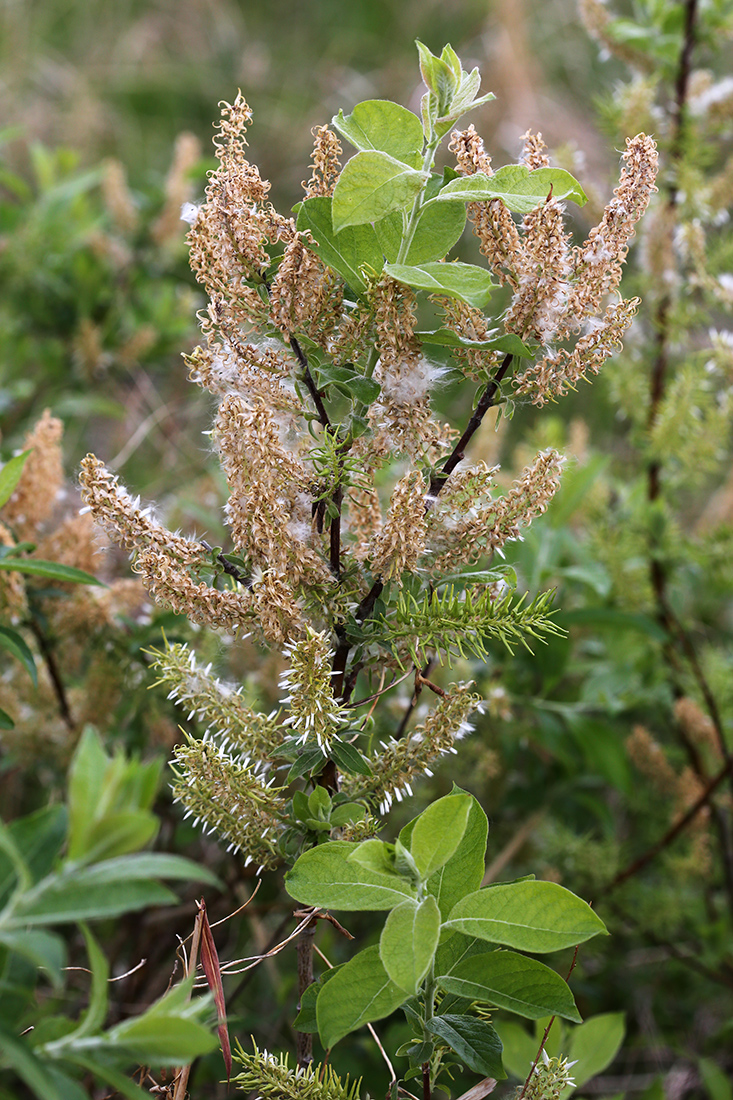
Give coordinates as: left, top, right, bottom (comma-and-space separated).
438, 951, 582, 1022
417, 327, 533, 358
444, 880, 607, 952
426, 1014, 506, 1077
0, 626, 37, 688
0, 558, 105, 585
0, 450, 31, 507
199, 900, 231, 1083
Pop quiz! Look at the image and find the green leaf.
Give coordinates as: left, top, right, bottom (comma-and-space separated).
346, 376, 382, 405
374, 200, 466, 264
699, 1057, 733, 1100
0, 450, 30, 508
0, 706, 13, 729
293, 967, 343, 1033
438, 951, 582, 1023
61, 1055, 151, 1100
427, 795, 488, 918
401, 793, 472, 880
384, 262, 494, 310
12, 876, 178, 925
0, 1024, 68, 1099
347, 838, 398, 876
0, 805, 66, 904
286, 841, 416, 910
316, 944, 407, 1047
0, 929, 66, 988
0, 626, 37, 688
330, 736, 373, 776
443, 880, 608, 952
286, 745, 327, 783
72, 927, 109, 1040
333, 100, 423, 167
11, 852, 216, 926
416, 327, 533, 358
296, 196, 383, 293
426, 1014, 506, 1078
330, 802, 366, 827
107, 1013, 218, 1065
0, 558, 105, 585
492, 1019, 537, 1079
567, 1013, 625, 1089
435, 165, 587, 213
331, 151, 428, 232
379, 895, 441, 993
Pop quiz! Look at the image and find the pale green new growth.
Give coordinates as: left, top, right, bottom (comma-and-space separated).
233, 1041, 361, 1100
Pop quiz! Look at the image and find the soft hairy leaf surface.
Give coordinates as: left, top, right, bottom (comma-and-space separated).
316, 945, 407, 1047
425, 794, 488, 917
332, 152, 428, 232
375, 201, 466, 264
333, 100, 423, 166
435, 165, 587, 213
296, 196, 383, 293
443, 880, 608, 952
379, 895, 441, 993
285, 841, 417, 910
438, 951, 582, 1022
402, 793, 472, 879
385, 261, 494, 310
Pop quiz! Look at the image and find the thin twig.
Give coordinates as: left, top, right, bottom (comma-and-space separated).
599, 755, 733, 896
313, 944, 397, 1084
517, 945, 580, 1100
429, 354, 513, 496
26, 617, 74, 731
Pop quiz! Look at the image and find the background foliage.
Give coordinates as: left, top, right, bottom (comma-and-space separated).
1, 0, 732, 1097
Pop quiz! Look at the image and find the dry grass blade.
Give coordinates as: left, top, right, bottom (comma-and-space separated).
198, 897, 232, 1084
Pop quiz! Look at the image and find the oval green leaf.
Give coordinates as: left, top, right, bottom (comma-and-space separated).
285, 840, 417, 910
316, 944, 407, 1048
403, 792, 472, 879
416, 327, 533, 358
296, 196, 383, 293
332, 151, 428, 232
438, 950, 582, 1023
443, 880, 608, 952
385, 261, 494, 310
436, 165, 587, 213
375, 201, 467, 264
379, 895, 441, 994
333, 100, 424, 166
